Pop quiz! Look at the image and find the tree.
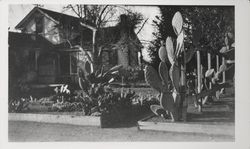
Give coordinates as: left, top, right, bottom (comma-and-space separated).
150, 6, 234, 71
63, 5, 144, 71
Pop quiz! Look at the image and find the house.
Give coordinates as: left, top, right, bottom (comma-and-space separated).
9, 7, 142, 85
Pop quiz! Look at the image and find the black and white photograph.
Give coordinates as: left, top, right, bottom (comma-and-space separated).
0, 0, 250, 148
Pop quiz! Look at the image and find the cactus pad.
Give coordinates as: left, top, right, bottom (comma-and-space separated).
158, 46, 168, 62
172, 11, 183, 36
169, 63, 180, 92
144, 65, 163, 93
166, 37, 175, 65
175, 30, 184, 57
158, 62, 169, 88
160, 92, 174, 113
84, 61, 92, 75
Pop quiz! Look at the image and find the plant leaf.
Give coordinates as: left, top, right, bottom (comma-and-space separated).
144, 65, 163, 93
158, 46, 168, 62
169, 63, 180, 92
172, 11, 183, 36
166, 37, 175, 65
158, 62, 169, 89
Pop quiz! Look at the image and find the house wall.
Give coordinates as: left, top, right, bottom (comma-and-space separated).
24, 19, 36, 33
43, 17, 61, 44
23, 12, 80, 45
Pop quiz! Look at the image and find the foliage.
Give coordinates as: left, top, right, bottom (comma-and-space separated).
63, 5, 144, 71
118, 66, 145, 83
150, 6, 234, 71
77, 62, 140, 115
9, 97, 31, 113
145, 11, 189, 121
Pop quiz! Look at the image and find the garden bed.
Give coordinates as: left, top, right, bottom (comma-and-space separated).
9, 101, 151, 128
137, 96, 235, 136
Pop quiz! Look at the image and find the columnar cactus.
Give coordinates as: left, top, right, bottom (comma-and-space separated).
145, 11, 189, 121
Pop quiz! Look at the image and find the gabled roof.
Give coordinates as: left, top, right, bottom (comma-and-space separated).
15, 7, 80, 30
14, 7, 142, 51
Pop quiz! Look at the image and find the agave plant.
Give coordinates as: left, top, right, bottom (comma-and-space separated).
78, 61, 123, 97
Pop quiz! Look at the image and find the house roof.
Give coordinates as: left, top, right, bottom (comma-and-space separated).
14, 7, 142, 51
8, 32, 53, 50
15, 7, 80, 30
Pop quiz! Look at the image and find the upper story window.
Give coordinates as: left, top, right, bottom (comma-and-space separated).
35, 16, 43, 34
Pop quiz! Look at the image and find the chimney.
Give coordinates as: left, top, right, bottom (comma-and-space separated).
120, 14, 129, 28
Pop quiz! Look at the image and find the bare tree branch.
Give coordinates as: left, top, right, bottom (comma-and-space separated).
96, 5, 109, 28
80, 22, 97, 31
69, 5, 82, 18
136, 18, 149, 35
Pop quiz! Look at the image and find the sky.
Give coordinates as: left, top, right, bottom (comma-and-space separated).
8, 4, 159, 62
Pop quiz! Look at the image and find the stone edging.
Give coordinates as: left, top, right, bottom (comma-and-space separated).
9, 113, 101, 126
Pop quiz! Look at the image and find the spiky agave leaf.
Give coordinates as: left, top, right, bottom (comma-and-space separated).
84, 61, 92, 75
103, 65, 123, 77
78, 78, 89, 95
144, 65, 163, 93
169, 63, 180, 92
166, 37, 175, 65
158, 46, 168, 62
158, 62, 169, 89
219, 63, 227, 73
78, 67, 85, 79
172, 11, 183, 36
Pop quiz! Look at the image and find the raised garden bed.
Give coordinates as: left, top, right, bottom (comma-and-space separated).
9, 101, 151, 128
137, 98, 235, 136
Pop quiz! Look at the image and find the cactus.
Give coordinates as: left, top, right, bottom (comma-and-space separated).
144, 63, 177, 120
175, 30, 184, 57
144, 65, 163, 93
158, 62, 169, 88
169, 62, 180, 92
166, 37, 175, 65
78, 62, 123, 96
146, 11, 187, 121
158, 45, 168, 62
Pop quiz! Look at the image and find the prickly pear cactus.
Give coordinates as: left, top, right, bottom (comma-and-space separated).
144, 65, 163, 93
145, 11, 187, 121
158, 45, 168, 62
158, 62, 169, 88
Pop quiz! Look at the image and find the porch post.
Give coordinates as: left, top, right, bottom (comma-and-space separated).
222, 57, 226, 83
216, 55, 220, 99
196, 50, 202, 112
207, 52, 212, 89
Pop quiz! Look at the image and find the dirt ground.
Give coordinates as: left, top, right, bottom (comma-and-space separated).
8, 121, 234, 142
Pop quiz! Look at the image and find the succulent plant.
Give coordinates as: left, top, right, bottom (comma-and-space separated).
145, 62, 177, 120
78, 62, 123, 96
145, 11, 189, 121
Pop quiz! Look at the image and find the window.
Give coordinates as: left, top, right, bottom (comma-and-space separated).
35, 16, 43, 34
